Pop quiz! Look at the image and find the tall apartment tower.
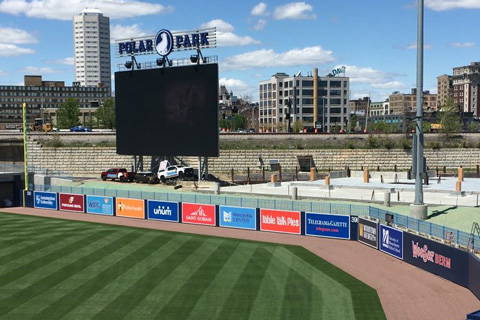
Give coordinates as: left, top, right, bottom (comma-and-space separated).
437, 74, 453, 109
452, 62, 480, 116
73, 8, 111, 92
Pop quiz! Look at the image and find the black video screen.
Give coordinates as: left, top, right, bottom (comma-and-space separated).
115, 64, 219, 156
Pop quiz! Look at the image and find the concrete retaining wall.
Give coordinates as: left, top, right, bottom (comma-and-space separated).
26, 140, 480, 176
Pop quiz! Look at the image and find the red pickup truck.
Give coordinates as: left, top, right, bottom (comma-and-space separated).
101, 168, 135, 182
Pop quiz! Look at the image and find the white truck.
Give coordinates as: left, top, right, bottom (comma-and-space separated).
157, 162, 194, 183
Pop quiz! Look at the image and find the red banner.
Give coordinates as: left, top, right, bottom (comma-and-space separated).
260, 209, 301, 234
182, 203, 216, 226
59, 193, 85, 212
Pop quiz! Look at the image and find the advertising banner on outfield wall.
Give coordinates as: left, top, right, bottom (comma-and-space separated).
147, 200, 179, 222
403, 232, 469, 287
86, 196, 114, 215
59, 193, 85, 213
379, 225, 403, 260
116, 198, 145, 219
305, 212, 350, 239
358, 218, 378, 249
34, 191, 57, 210
260, 209, 301, 234
182, 203, 216, 226
219, 206, 256, 230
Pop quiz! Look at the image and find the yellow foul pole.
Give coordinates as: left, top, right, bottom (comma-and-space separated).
23, 102, 28, 206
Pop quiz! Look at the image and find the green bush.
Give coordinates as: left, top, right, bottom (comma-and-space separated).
365, 135, 380, 148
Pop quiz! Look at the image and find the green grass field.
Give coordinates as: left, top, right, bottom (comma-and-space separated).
0, 212, 386, 319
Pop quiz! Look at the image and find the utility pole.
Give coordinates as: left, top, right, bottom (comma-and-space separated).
410, 0, 428, 220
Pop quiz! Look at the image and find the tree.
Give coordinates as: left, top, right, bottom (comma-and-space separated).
95, 98, 116, 129
439, 98, 462, 136
56, 98, 80, 129
231, 115, 246, 131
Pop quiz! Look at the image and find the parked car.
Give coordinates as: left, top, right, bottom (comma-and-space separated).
101, 168, 135, 182
134, 172, 159, 184
70, 126, 92, 132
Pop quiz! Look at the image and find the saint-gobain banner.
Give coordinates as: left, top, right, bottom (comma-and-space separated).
403, 232, 470, 287
305, 212, 350, 240
358, 218, 378, 249
260, 209, 301, 234
182, 203, 216, 226
379, 225, 403, 260
219, 206, 256, 230
86, 196, 114, 215
59, 193, 85, 213
33, 191, 57, 210
147, 200, 179, 222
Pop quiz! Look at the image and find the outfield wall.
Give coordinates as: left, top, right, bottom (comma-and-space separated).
24, 189, 480, 300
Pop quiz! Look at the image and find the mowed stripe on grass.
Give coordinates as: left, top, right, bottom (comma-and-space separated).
0, 212, 386, 319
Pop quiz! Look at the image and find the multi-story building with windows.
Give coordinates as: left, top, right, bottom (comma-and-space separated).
349, 97, 370, 116
437, 74, 453, 109
389, 89, 437, 115
0, 75, 111, 129
369, 100, 390, 117
452, 62, 480, 117
73, 8, 111, 92
258, 71, 350, 132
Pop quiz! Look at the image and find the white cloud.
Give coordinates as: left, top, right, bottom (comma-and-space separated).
200, 19, 234, 32
0, 70, 9, 76
0, 43, 34, 56
111, 24, 148, 43
251, 2, 267, 16
51, 57, 74, 65
273, 2, 315, 20
222, 46, 335, 71
371, 81, 406, 90
452, 42, 475, 48
218, 32, 260, 47
0, 0, 173, 20
19, 66, 60, 74
425, 0, 480, 11
220, 77, 249, 91
0, 27, 37, 44
406, 42, 433, 50
254, 19, 267, 30
342, 65, 405, 89
200, 19, 260, 47
220, 77, 256, 98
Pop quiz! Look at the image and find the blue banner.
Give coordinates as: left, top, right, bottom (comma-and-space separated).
147, 200, 179, 222
219, 206, 256, 230
86, 196, 114, 215
379, 225, 403, 260
33, 191, 57, 210
305, 213, 350, 240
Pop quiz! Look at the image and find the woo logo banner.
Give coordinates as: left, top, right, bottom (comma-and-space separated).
59, 193, 84, 213
182, 203, 215, 226
34, 191, 57, 210
86, 196, 114, 215
260, 209, 301, 234
358, 218, 378, 249
379, 225, 403, 260
219, 206, 256, 230
305, 212, 350, 240
116, 198, 145, 219
402, 232, 469, 287
147, 200, 179, 222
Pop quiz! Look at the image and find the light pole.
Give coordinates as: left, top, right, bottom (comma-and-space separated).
410, 0, 428, 220
322, 96, 327, 133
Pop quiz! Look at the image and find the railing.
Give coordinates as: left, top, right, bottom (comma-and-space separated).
0, 164, 24, 173
34, 184, 479, 252
369, 207, 480, 252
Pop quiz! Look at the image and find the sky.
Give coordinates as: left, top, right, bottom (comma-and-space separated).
0, 0, 478, 102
